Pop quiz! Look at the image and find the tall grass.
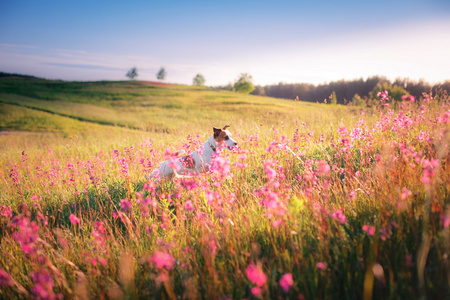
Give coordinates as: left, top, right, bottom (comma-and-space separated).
0, 86, 449, 299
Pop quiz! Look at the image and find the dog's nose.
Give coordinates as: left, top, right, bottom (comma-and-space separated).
234, 142, 237, 146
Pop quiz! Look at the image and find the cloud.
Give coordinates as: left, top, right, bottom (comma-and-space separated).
42, 62, 124, 71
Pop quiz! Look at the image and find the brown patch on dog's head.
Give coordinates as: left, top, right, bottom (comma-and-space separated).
213, 127, 222, 138
213, 126, 232, 143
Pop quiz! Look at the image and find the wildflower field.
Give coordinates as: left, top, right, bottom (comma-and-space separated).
0, 77, 449, 299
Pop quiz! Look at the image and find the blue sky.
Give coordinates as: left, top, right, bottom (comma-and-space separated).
1, 0, 449, 85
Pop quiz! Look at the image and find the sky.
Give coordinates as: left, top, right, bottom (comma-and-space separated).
1, 0, 449, 86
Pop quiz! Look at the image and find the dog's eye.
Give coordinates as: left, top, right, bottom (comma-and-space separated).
224, 136, 229, 141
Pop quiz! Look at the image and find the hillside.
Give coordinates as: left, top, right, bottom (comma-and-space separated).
0, 74, 351, 136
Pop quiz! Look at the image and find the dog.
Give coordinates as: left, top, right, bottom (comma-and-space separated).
147, 125, 238, 181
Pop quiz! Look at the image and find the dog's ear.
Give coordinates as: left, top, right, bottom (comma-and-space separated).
213, 127, 221, 137
223, 125, 230, 130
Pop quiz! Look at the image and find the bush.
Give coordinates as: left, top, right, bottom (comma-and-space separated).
234, 73, 255, 94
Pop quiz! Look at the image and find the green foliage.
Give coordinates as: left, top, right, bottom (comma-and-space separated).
351, 93, 365, 107
157, 67, 166, 80
126, 67, 138, 80
329, 91, 337, 105
234, 73, 255, 94
192, 74, 206, 86
370, 82, 409, 102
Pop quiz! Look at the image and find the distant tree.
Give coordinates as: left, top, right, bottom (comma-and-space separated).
192, 74, 206, 86
251, 85, 266, 96
329, 91, 337, 105
126, 67, 138, 80
157, 67, 166, 80
234, 73, 255, 94
351, 93, 365, 107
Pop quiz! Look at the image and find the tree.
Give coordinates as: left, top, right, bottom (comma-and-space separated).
126, 67, 138, 80
351, 93, 365, 107
234, 73, 255, 94
157, 67, 166, 80
329, 91, 337, 105
192, 74, 206, 86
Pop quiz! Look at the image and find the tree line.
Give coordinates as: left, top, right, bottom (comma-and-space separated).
125, 67, 449, 103
250, 76, 450, 104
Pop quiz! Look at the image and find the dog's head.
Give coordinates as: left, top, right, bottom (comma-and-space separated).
213, 125, 237, 150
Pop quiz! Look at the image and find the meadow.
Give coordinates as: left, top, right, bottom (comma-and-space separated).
0, 75, 449, 299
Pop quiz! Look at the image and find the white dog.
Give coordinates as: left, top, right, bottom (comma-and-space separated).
147, 125, 238, 181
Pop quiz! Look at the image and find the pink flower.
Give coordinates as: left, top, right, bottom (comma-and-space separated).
442, 214, 450, 228
363, 225, 376, 236
316, 262, 326, 270
152, 251, 176, 270
263, 160, 277, 181
0, 205, 12, 219
401, 95, 415, 102
316, 160, 330, 176
400, 188, 412, 200
184, 200, 194, 211
0, 269, 12, 286
331, 210, 346, 224
279, 273, 294, 292
348, 191, 356, 201
245, 263, 267, 287
99, 257, 107, 266
31, 269, 62, 300
69, 214, 80, 225
209, 240, 217, 256
251, 286, 262, 297
120, 199, 132, 213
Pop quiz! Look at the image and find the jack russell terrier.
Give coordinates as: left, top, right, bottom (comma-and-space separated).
147, 125, 238, 181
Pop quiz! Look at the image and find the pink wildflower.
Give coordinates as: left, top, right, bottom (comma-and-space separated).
152, 251, 176, 270
348, 191, 356, 201
120, 199, 132, 213
317, 262, 326, 270
184, 200, 194, 211
31, 269, 62, 300
332, 210, 346, 224
0, 205, 12, 219
263, 160, 277, 181
210, 155, 231, 178
400, 188, 412, 200
245, 263, 267, 287
0, 269, 12, 286
279, 273, 294, 292
401, 95, 415, 102
442, 214, 450, 228
363, 225, 375, 236
316, 160, 330, 176
69, 214, 80, 225
251, 286, 262, 297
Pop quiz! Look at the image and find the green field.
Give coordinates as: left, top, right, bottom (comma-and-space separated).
0, 75, 449, 299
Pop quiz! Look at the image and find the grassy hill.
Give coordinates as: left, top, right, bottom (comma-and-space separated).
0, 75, 353, 135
